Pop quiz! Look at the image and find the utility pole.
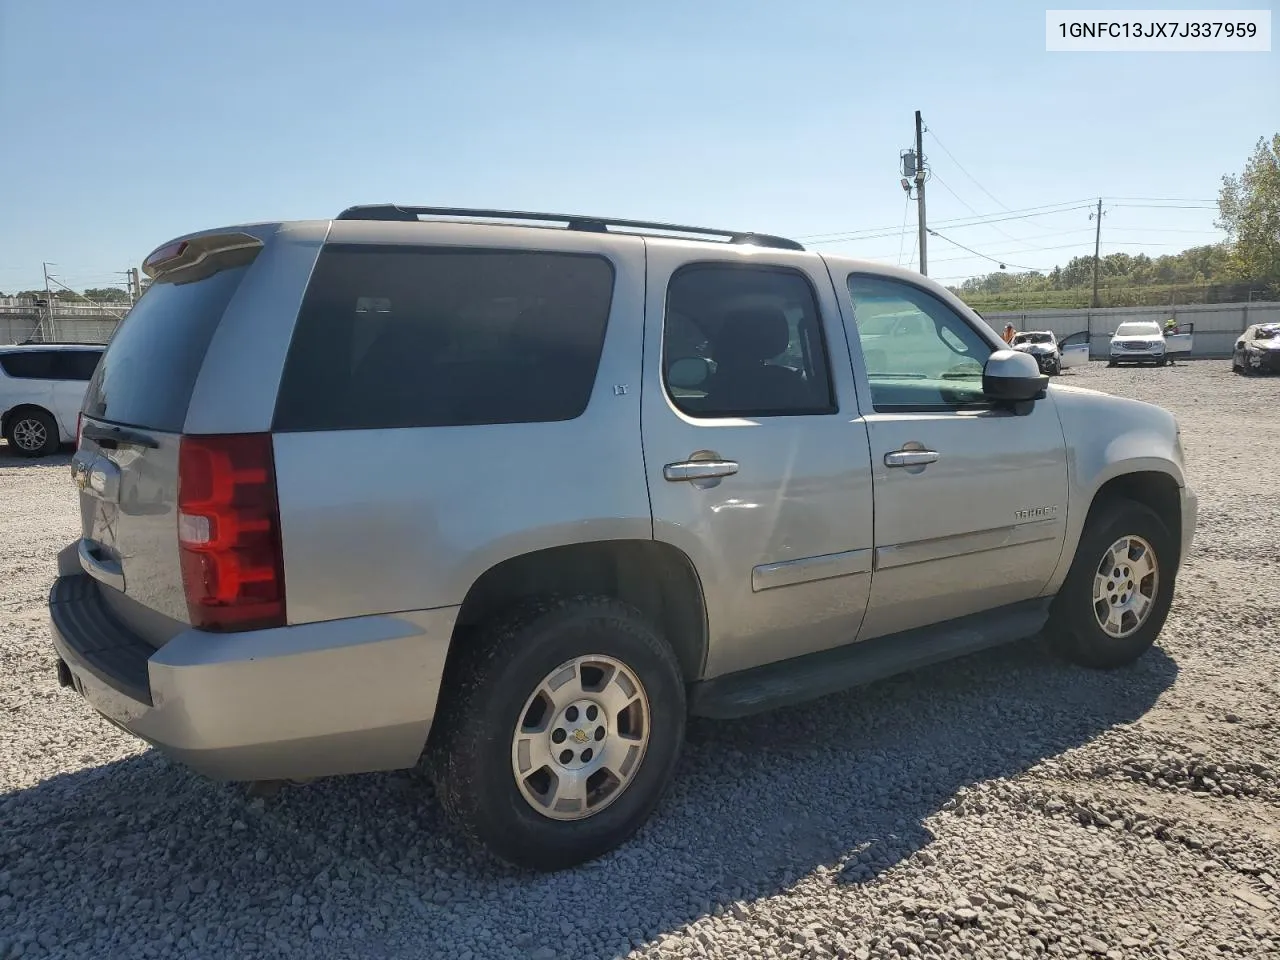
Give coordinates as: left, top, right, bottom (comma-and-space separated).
915, 110, 928, 276
41, 261, 55, 342
1090, 198, 1105, 308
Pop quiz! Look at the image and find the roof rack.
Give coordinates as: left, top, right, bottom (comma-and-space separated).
334, 205, 805, 252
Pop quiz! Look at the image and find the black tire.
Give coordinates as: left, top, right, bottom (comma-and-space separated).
1046, 497, 1177, 669
3, 408, 59, 457
428, 596, 686, 871
1158, 358, 1168, 367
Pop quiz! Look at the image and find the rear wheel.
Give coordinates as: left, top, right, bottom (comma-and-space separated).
1046, 498, 1176, 669
428, 596, 686, 870
4, 408, 59, 457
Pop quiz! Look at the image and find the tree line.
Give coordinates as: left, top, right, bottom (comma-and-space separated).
952, 134, 1280, 311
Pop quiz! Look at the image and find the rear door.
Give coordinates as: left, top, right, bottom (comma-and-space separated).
641, 241, 874, 679
72, 229, 293, 637
1059, 330, 1090, 368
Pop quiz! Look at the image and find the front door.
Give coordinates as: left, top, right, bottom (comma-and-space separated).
1059, 330, 1090, 369
641, 244, 875, 678
838, 272, 1070, 640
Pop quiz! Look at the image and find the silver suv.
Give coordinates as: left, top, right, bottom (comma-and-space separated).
50, 206, 1197, 871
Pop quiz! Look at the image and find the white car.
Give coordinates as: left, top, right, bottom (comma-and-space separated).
1108, 321, 1193, 367
1010, 330, 1089, 376
0, 343, 104, 457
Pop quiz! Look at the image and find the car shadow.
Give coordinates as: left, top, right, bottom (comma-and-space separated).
0, 443, 73, 467
2, 636, 1177, 958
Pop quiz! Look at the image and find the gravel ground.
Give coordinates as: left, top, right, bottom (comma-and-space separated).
2, 359, 1278, 960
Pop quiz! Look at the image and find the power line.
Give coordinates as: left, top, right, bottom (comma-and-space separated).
1103, 196, 1218, 203
925, 229, 1042, 271
895, 193, 911, 266
925, 126, 1011, 211
1108, 203, 1218, 210
805, 203, 1098, 247
794, 197, 1099, 242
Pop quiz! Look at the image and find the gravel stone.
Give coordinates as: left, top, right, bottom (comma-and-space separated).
2, 360, 1278, 960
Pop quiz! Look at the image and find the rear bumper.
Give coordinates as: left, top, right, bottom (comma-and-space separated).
50, 572, 458, 782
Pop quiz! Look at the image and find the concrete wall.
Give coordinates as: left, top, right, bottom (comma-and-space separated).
981, 301, 1280, 359
0, 300, 124, 345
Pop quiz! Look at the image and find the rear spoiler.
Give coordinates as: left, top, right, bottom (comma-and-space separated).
142, 232, 264, 280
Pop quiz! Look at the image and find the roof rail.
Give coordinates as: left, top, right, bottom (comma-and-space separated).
11, 343, 103, 349
334, 205, 805, 252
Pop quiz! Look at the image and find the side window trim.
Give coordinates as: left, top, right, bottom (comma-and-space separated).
661, 261, 839, 420
845, 272, 997, 415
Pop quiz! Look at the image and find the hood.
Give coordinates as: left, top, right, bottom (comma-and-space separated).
1112, 333, 1164, 343
1248, 338, 1280, 350
1014, 342, 1056, 354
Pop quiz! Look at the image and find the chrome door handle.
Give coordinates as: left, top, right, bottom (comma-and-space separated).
884, 449, 939, 468
663, 459, 739, 482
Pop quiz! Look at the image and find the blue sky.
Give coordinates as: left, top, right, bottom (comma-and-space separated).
1, 0, 1276, 293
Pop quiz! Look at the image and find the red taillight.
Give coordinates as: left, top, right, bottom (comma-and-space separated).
144, 240, 188, 272
177, 433, 285, 631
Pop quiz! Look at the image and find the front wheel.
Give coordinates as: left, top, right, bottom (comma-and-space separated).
1046, 498, 1176, 669
428, 596, 686, 870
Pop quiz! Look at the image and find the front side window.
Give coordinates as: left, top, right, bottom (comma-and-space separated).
847, 275, 994, 411
662, 264, 835, 419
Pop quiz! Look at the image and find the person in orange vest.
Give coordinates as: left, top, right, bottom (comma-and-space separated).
1002, 323, 1016, 344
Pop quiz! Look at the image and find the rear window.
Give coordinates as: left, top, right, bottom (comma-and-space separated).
0, 351, 54, 380
273, 245, 616, 432
82, 265, 250, 432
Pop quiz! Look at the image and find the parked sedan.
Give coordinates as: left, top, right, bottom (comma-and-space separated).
1232, 323, 1280, 375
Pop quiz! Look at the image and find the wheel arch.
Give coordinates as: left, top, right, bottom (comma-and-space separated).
1046, 463, 1185, 596
2, 403, 57, 440
451, 539, 709, 682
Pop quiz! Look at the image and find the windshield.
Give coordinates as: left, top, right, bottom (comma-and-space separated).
1115, 322, 1162, 337
1013, 332, 1053, 344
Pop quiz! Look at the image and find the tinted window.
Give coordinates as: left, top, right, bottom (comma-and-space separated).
663, 265, 835, 419
0, 351, 54, 380
82, 265, 250, 431
273, 245, 615, 431
51, 350, 103, 381
847, 275, 994, 411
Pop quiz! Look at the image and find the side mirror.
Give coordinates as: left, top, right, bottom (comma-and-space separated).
667, 356, 711, 390
983, 349, 1048, 404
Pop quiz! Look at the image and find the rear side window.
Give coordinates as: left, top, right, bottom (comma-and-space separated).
273, 245, 616, 431
82, 265, 250, 432
0, 351, 54, 380
51, 350, 103, 381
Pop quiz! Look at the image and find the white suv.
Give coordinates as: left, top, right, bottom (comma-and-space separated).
0, 343, 104, 456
